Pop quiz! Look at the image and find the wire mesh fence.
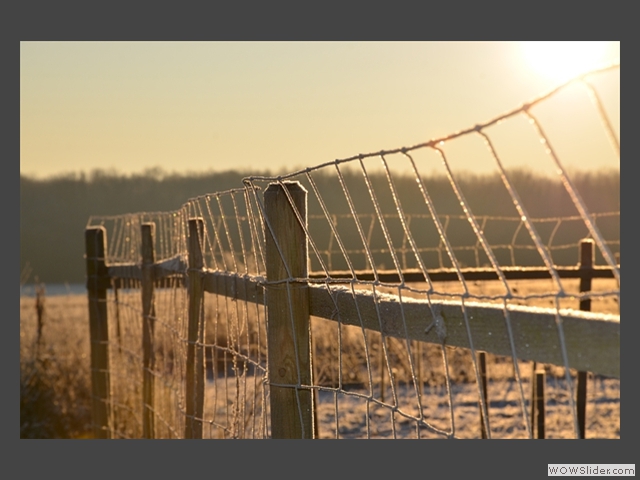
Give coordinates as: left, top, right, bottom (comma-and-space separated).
84, 63, 619, 439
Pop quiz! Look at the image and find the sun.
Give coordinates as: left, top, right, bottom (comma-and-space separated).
520, 41, 612, 84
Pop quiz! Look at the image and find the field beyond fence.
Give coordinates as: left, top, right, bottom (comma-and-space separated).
21, 64, 620, 439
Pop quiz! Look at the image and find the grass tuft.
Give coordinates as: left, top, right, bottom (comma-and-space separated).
20, 284, 93, 439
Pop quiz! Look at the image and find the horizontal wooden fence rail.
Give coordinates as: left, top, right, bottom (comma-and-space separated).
89, 238, 621, 383
107, 263, 617, 286
94, 253, 620, 377
309, 265, 618, 282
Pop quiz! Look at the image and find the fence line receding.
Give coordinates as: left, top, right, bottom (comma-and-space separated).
85, 64, 620, 439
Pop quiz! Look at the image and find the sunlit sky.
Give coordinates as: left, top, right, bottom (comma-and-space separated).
20, 41, 620, 179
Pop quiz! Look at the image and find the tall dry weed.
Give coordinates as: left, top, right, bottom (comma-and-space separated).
20, 288, 93, 438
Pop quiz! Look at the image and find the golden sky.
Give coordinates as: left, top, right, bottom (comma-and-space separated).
20, 41, 620, 179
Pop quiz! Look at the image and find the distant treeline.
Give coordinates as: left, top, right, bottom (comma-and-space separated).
20, 168, 620, 284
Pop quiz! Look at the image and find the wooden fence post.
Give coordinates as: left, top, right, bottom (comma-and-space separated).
185, 218, 206, 439
141, 223, 156, 439
530, 361, 535, 437
527, 241, 595, 440
264, 182, 314, 439
478, 351, 490, 438
529, 361, 547, 438
577, 238, 594, 439
535, 367, 545, 439
85, 226, 111, 439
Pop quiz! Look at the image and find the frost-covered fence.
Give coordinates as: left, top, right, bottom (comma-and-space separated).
85, 63, 619, 439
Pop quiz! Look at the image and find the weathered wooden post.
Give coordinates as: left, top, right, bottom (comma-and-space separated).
478, 351, 490, 438
530, 361, 547, 439
264, 182, 314, 439
141, 223, 156, 439
85, 226, 111, 439
530, 361, 536, 437
535, 366, 545, 439
185, 218, 206, 439
577, 238, 594, 439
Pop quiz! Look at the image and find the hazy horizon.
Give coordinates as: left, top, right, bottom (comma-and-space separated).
18, 162, 621, 182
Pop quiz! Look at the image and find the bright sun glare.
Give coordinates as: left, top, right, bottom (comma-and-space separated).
521, 41, 612, 84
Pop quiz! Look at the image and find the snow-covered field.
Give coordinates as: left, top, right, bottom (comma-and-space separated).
314, 375, 620, 439
200, 371, 620, 439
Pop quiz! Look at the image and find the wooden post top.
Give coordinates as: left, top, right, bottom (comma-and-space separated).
579, 238, 594, 268
265, 181, 308, 194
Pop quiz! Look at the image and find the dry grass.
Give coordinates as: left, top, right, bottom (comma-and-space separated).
20, 277, 620, 438
20, 292, 93, 438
